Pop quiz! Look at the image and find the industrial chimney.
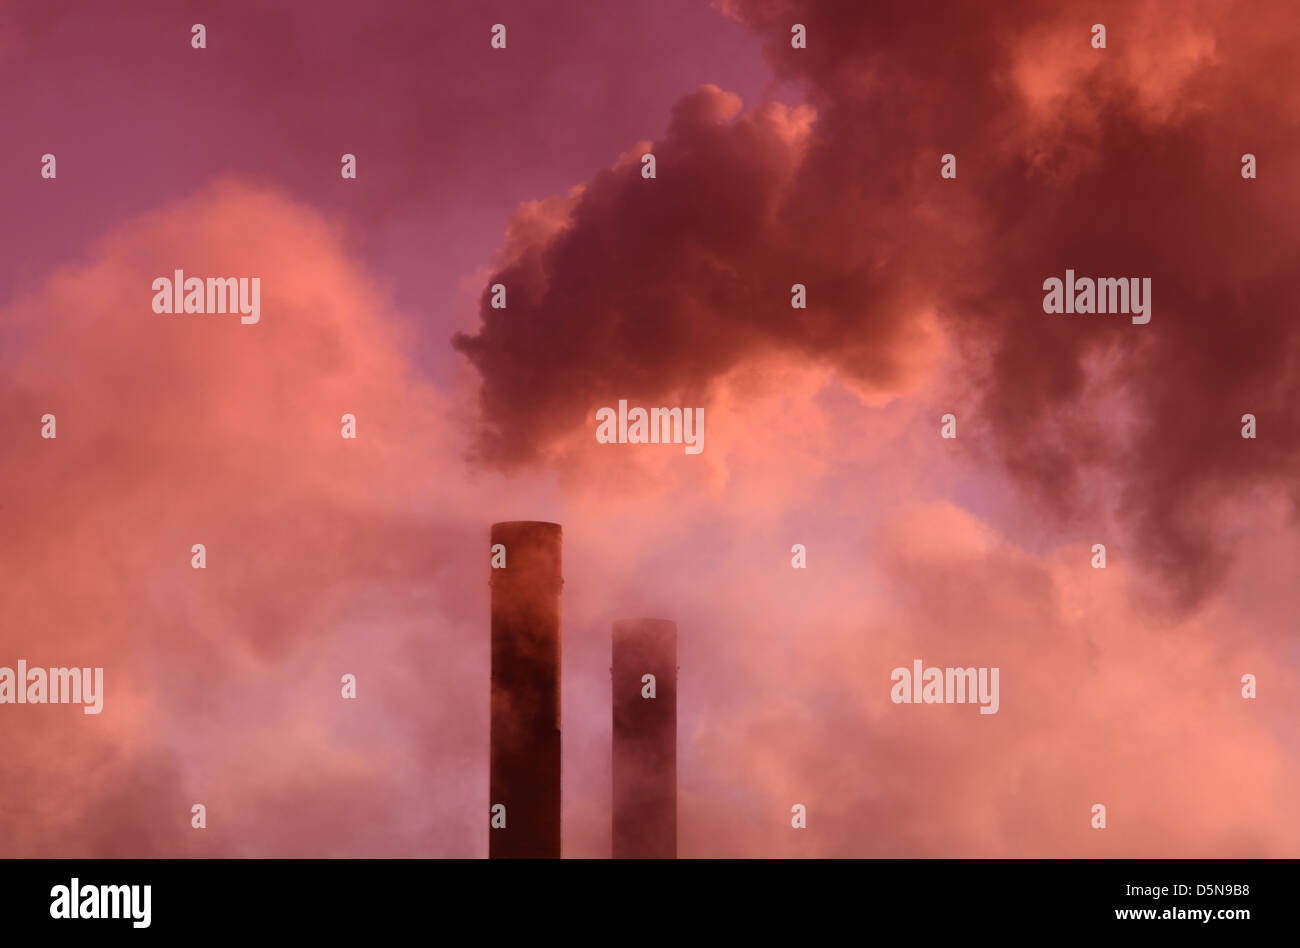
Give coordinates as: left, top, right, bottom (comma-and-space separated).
611, 618, 677, 859
489, 521, 563, 858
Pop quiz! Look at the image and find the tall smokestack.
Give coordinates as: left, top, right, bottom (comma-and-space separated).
611, 618, 677, 859
489, 521, 562, 858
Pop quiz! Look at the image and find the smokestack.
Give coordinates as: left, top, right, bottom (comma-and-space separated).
489, 521, 562, 858
611, 618, 677, 859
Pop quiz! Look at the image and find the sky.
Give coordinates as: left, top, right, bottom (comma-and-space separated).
1, 0, 1298, 858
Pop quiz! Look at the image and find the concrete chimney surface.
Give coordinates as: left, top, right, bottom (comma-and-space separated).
612, 618, 677, 859
489, 521, 563, 858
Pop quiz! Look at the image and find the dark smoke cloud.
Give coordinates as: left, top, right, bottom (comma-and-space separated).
455, 0, 1300, 607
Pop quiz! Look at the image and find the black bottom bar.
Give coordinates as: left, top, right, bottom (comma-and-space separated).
2, 858, 1287, 937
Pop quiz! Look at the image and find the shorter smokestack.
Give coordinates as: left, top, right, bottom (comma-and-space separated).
611, 618, 677, 859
